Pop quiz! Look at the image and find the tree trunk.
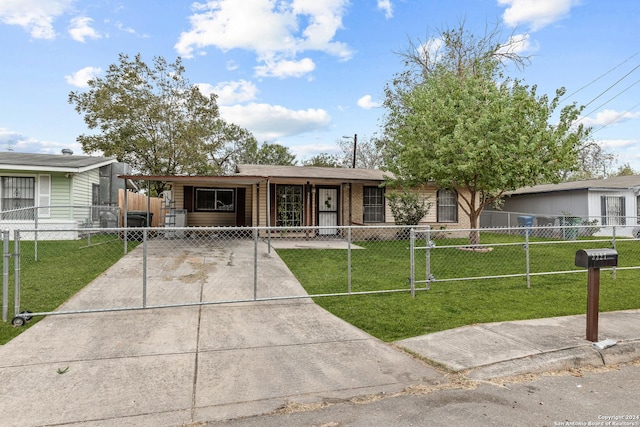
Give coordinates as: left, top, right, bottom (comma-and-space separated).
469, 210, 480, 245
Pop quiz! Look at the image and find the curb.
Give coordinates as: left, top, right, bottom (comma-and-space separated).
467, 339, 640, 380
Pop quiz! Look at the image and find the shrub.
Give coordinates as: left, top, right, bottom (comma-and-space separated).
386, 190, 431, 226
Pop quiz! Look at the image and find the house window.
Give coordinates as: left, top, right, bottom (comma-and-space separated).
437, 189, 458, 223
276, 185, 303, 227
601, 196, 625, 225
195, 188, 235, 212
363, 186, 384, 223
1, 176, 35, 219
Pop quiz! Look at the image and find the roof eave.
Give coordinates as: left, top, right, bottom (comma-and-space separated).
0, 158, 117, 173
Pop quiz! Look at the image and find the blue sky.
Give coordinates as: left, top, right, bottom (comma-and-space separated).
1, 0, 639, 173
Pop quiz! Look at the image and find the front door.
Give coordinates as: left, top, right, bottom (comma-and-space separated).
318, 187, 338, 235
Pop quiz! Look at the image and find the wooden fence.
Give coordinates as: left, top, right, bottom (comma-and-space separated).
118, 189, 163, 227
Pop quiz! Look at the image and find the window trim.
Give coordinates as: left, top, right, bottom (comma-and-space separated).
194, 187, 236, 212
1, 175, 36, 220
437, 189, 458, 223
601, 195, 625, 225
363, 186, 385, 223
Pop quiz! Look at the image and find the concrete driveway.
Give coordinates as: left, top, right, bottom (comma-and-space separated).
0, 237, 443, 426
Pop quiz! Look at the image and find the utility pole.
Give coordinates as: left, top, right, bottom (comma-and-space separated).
351, 134, 357, 168
342, 134, 358, 168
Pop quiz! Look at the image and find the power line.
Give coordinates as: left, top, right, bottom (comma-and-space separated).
591, 99, 640, 135
578, 76, 640, 121
561, 51, 640, 103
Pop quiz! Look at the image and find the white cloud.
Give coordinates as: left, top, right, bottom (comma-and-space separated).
64, 66, 102, 87
0, 0, 74, 39
290, 142, 341, 159
599, 138, 638, 149
113, 21, 147, 38
68, 16, 101, 43
255, 57, 316, 78
579, 109, 640, 128
220, 103, 331, 140
226, 60, 239, 71
197, 80, 258, 105
418, 38, 444, 64
357, 95, 380, 110
175, 0, 352, 78
497, 0, 581, 31
498, 33, 538, 55
0, 127, 81, 154
377, 0, 393, 19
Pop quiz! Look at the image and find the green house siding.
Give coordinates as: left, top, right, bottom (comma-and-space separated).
72, 169, 99, 207
49, 173, 72, 219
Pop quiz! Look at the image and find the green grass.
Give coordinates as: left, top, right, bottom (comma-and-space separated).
277, 234, 640, 342
0, 234, 138, 344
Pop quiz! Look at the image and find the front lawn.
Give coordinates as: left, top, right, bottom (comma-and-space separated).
277, 234, 640, 342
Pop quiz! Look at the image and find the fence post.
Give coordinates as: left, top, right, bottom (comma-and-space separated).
611, 225, 617, 279
34, 207, 38, 261
2, 229, 8, 322
253, 227, 258, 300
347, 226, 352, 294
410, 228, 415, 298
142, 228, 147, 308
611, 225, 617, 249
425, 225, 431, 291
123, 189, 129, 255
14, 230, 21, 318
525, 230, 531, 289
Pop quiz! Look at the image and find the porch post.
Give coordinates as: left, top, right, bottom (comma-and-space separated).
255, 183, 260, 227
306, 182, 311, 238
311, 186, 316, 227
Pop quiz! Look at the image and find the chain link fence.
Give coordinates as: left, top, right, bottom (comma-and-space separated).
2, 224, 640, 329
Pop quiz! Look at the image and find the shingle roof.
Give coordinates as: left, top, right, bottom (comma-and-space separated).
0, 151, 116, 172
510, 175, 640, 195
235, 164, 392, 181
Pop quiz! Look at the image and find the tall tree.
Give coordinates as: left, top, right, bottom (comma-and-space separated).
303, 153, 341, 167
238, 141, 297, 167
382, 24, 590, 244
562, 139, 615, 180
613, 162, 637, 176
204, 122, 259, 175
69, 53, 257, 189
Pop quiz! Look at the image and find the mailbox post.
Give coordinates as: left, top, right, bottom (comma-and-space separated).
574, 249, 618, 342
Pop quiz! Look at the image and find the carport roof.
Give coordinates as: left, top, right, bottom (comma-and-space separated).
118, 174, 266, 185
235, 164, 392, 181
120, 164, 394, 184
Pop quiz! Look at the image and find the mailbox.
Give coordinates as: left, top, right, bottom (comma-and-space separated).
574, 249, 618, 269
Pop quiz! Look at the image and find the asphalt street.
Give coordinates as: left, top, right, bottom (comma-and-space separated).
213, 361, 640, 427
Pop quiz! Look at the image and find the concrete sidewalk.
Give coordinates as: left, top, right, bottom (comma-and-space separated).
1, 237, 639, 426
396, 309, 640, 380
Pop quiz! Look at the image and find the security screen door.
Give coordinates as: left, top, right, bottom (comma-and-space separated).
318, 188, 338, 235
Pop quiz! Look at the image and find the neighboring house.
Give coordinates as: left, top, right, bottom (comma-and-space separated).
0, 151, 132, 237
124, 164, 471, 235
484, 175, 640, 236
